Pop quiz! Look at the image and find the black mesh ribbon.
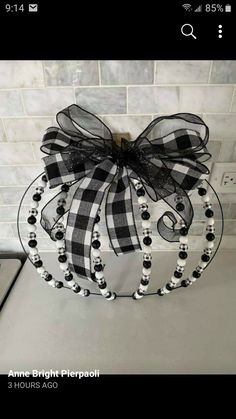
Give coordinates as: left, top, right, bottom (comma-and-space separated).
40, 104, 211, 281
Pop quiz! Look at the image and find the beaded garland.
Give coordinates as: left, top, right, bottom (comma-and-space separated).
23, 172, 220, 301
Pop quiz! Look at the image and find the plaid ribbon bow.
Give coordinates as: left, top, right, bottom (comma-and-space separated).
40, 105, 211, 281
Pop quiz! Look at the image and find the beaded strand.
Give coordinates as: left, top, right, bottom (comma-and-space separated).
181, 186, 215, 288
132, 181, 152, 300
92, 209, 117, 301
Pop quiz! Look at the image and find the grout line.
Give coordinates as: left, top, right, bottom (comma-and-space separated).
1, 118, 8, 142
153, 60, 157, 84
0, 83, 236, 91
41, 60, 47, 88
229, 87, 236, 112
207, 60, 213, 84
1, 112, 236, 120
19, 89, 27, 116
98, 61, 101, 86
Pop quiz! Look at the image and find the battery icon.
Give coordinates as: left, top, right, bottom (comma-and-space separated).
225, 4, 231, 12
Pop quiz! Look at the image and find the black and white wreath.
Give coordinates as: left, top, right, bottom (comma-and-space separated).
18, 104, 224, 301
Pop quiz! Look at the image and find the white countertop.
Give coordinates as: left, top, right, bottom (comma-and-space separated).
0, 251, 236, 374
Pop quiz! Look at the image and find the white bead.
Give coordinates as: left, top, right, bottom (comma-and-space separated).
139, 283, 148, 292
199, 261, 207, 268
100, 287, 108, 295
133, 179, 140, 186
162, 286, 170, 294
56, 240, 65, 248
60, 191, 67, 199
106, 292, 116, 301
205, 241, 214, 249
27, 224, 37, 232
179, 236, 188, 244
189, 275, 197, 283
142, 268, 151, 276
38, 179, 47, 188
143, 245, 152, 253
67, 279, 76, 287
37, 266, 46, 274
47, 279, 56, 287
142, 220, 151, 229
207, 218, 215, 226
170, 275, 179, 284
59, 262, 69, 271
202, 194, 210, 203
30, 248, 38, 255
31, 201, 39, 209
95, 271, 104, 280
134, 291, 143, 299
138, 196, 147, 205
93, 223, 100, 232
92, 249, 100, 257
177, 258, 186, 267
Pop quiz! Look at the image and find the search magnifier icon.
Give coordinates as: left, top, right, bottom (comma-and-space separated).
181, 24, 197, 39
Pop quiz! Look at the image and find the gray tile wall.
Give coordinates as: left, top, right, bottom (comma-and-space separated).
0, 60, 235, 252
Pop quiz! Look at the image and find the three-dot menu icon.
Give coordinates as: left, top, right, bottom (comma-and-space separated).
218, 25, 223, 38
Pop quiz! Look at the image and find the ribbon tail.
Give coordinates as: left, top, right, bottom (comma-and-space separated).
65, 159, 118, 280
106, 166, 141, 255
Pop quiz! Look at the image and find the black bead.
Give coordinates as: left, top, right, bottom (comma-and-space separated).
205, 209, 214, 218
181, 279, 189, 287
56, 281, 63, 288
32, 193, 41, 202
34, 260, 43, 268
99, 282, 107, 289
73, 284, 81, 293
198, 187, 207, 196
141, 211, 150, 220
94, 263, 103, 272
143, 236, 152, 246
28, 239, 37, 248
61, 184, 70, 192
174, 271, 182, 278
84, 289, 90, 297
132, 292, 137, 300
157, 288, 164, 296
193, 270, 201, 278
55, 231, 64, 240
42, 175, 48, 183
44, 274, 52, 282
65, 273, 73, 281
137, 289, 143, 296
56, 206, 65, 215
180, 227, 188, 236
179, 251, 188, 259
143, 260, 151, 269
176, 202, 185, 212
92, 240, 101, 249
201, 254, 210, 262
206, 233, 215, 241
166, 283, 173, 291
58, 254, 67, 263
141, 279, 149, 286
136, 188, 145, 197
95, 215, 100, 223
27, 215, 36, 225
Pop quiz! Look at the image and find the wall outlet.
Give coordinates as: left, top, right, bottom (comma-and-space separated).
221, 172, 236, 188
209, 163, 236, 193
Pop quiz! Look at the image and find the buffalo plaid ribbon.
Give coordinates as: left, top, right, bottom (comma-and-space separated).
40, 105, 211, 281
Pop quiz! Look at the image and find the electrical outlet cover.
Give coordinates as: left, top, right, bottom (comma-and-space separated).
209, 163, 236, 193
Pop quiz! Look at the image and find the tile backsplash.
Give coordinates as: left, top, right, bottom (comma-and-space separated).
0, 60, 235, 252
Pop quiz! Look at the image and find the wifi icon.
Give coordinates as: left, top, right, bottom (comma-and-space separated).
182, 3, 192, 11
